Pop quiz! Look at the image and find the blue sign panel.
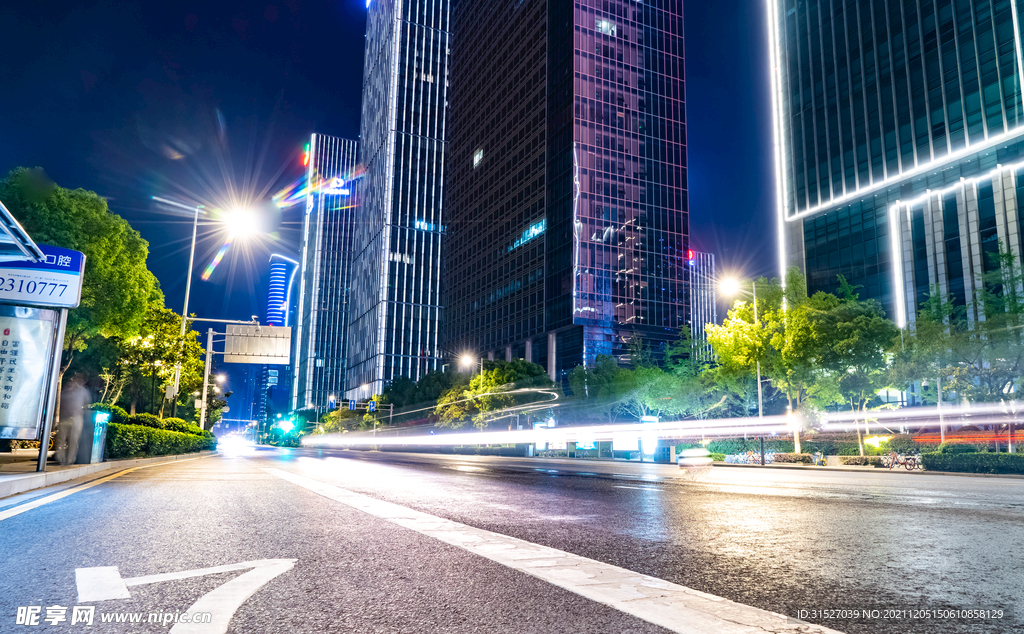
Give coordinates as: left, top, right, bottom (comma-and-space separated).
0, 244, 86, 308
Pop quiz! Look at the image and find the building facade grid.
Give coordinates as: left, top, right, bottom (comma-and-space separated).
444, 0, 688, 380
346, 0, 449, 398
292, 134, 359, 411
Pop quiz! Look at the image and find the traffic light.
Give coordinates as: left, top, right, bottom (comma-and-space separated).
368, 400, 376, 413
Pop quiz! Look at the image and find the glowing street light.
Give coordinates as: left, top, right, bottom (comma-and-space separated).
719, 277, 741, 297
719, 275, 767, 465
460, 354, 485, 391
222, 208, 258, 239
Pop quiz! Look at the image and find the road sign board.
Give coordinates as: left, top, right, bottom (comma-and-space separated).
223, 325, 291, 364
0, 244, 85, 309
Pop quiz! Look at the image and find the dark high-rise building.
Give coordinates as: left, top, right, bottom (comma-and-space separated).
292, 134, 359, 411
444, 0, 689, 381
346, 0, 449, 398
772, 0, 1024, 328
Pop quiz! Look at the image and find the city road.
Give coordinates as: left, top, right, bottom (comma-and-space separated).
0, 446, 1020, 633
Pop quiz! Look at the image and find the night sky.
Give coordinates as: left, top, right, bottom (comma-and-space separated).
0, 0, 776, 412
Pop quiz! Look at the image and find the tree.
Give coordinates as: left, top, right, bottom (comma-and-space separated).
434, 360, 553, 429
568, 355, 633, 424
816, 290, 900, 455
0, 168, 157, 386
665, 329, 732, 420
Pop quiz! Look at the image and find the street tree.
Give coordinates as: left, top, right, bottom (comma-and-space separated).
816, 282, 900, 455
0, 168, 157, 386
434, 360, 553, 429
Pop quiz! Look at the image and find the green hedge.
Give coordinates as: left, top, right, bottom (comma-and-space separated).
840, 456, 883, 467
87, 403, 128, 425
774, 452, 813, 463
105, 423, 216, 460
937, 442, 978, 454
921, 452, 1024, 474
710, 453, 725, 462
119, 413, 210, 438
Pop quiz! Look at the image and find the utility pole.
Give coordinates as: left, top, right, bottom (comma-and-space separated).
753, 281, 765, 467
199, 328, 214, 431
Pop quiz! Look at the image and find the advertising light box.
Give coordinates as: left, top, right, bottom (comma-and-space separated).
0, 306, 57, 439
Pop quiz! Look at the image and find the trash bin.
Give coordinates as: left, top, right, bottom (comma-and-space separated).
76, 410, 110, 464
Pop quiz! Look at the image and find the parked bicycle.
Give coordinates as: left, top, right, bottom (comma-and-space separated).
884, 452, 921, 471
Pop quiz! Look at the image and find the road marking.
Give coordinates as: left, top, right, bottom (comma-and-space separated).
0, 456, 210, 523
613, 485, 662, 491
265, 468, 844, 634
76, 559, 296, 634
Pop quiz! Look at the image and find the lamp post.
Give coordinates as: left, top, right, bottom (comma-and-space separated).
721, 277, 765, 465
153, 197, 205, 416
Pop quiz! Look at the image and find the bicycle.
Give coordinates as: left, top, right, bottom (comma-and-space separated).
811, 452, 827, 466
885, 452, 919, 471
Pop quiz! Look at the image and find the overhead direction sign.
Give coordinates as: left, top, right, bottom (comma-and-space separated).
223, 325, 291, 365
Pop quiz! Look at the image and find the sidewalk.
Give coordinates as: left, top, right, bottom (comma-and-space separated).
711, 460, 1024, 479
0, 451, 218, 499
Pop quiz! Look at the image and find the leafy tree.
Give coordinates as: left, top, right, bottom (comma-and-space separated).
318, 407, 362, 433
568, 355, 633, 423
627, 336, 653, 369
665, 329, 732, 420
816, 288, 900, 455
434, 360, 553, 429
0, 168, 157, 385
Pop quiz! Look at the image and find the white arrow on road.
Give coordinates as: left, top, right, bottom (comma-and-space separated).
76, 559, 296, 633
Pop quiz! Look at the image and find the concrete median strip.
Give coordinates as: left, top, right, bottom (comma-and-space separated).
265, 467, 844, 634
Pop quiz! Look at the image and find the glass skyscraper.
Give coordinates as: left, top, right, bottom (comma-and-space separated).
444, 0, 689, 381
688, 249, 716, 358
771, 0, 1024, 327
292, 133, 359, 411
346, 0, 449, 398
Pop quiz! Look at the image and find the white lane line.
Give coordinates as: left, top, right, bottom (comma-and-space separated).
0, 455, 211, 523
613, 485, 662, 491
264, 468, 843, 634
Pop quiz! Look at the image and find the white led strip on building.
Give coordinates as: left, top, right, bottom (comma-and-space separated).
768, 0, 1024, 288
886, 157, 1024, 329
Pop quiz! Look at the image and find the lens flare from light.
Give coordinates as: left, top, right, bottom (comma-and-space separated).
201, 238, 232, 281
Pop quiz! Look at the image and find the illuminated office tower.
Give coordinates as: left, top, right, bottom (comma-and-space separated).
292, 134, 359, 412
266, 254, 299, 329
346, 0, 449, 398
256, 254, 299, 420
771, 0, 1024, 327
687, 249, 716, 357
443, 0, 689, 380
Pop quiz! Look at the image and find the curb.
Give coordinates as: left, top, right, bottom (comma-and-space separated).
0, 451, 218, 499
711, 461, 1024, 479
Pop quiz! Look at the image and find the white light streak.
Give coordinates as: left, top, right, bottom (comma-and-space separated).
303, 415, 795, 449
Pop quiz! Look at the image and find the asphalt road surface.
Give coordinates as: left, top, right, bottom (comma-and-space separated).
1, 446, 1020, 633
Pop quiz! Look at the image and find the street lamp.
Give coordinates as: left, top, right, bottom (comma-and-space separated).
153, 197, 205, 415
720, 276, 766, 465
